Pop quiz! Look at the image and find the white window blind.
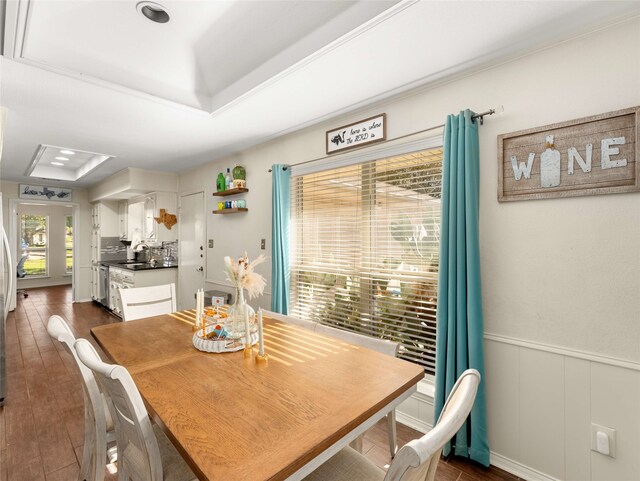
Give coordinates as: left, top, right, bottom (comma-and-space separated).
290, 147, 443, 373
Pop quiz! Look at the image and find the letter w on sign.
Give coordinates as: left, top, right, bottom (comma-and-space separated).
510, 153, 535, 180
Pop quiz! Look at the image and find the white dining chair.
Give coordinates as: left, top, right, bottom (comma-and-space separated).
46, 315, 116, 481
314, 323, 400, 457
261, 309, 318, 330
119, 283, 176, 321
303, 369, 481, 481
74, 338, 197, 481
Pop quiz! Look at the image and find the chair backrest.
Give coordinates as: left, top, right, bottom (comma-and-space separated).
119, 283, 176, 321
314, 323, 399, 357
75, 338, 164, 481
46, 316, 108, 447
261, 309, 318, 331
383, 369, 481, 481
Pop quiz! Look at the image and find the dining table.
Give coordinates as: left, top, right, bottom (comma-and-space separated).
90, 309, 424, 481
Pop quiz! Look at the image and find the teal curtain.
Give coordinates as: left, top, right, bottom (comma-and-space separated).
271, 165, 291, 314
434, 110, 490, 466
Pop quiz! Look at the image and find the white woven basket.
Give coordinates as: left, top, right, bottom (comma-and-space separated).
192, 324, 258, 353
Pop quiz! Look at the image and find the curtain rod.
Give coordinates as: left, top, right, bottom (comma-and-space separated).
268, 107, 499, 173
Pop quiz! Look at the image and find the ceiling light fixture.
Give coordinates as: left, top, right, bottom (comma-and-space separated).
55, 156, 69, 161
59, 150, 75, 155
137, 2, 170, 24
51, 162, 65, 166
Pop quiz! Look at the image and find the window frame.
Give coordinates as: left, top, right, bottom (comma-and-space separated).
20, 214, 50, 278
289, 133, 444, 373
65, 214, 73, 275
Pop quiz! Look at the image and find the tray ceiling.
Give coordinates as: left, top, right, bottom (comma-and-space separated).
1, 1, 639, 187
10, 0, 396, 112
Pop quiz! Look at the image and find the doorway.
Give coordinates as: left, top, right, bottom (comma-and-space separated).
8, 199, 79, 310
178, 191, 205, 310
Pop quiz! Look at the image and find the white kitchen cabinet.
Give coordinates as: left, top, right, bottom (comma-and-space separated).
129, 192, 177, 244
90, 201, 119, 236
143, 195, 157, 241
127, 201, 144, 243
118, 201, 128, 240
91, 265, 99, 300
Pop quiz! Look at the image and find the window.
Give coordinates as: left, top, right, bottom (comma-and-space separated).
20, 215, 49, 277
66, 214, 73, 274
290, 147, 443, 373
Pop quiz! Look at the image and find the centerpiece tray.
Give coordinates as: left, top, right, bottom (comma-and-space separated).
192, 323, 258, 353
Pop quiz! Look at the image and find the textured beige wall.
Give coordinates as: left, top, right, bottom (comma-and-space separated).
181, 17, 640, 362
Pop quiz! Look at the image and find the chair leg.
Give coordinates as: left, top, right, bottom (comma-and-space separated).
78, 440, 92, 481
79, 405, 94, 481
387, 410, 398, 458
349, 435, 364, 453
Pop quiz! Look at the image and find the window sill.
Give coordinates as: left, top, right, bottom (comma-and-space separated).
20, 275, 50, 280
417, 375, 435, 400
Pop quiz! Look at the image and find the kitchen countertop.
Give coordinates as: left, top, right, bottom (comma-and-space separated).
100, 260, 178, 271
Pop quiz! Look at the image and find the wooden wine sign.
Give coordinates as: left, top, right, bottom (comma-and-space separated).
498, 107, 639, 201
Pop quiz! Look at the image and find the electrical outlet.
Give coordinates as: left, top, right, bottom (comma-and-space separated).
591, 423, 616, 458
261, 238, 266, 250
208, 239, 214, 248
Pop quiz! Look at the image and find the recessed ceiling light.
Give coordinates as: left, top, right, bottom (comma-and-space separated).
137, 2, 170, 23
55, 156, 69, 161
60, 150, 75, 155
51, 162, 65, 166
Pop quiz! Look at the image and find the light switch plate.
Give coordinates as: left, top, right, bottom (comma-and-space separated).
591, 423, 616, 458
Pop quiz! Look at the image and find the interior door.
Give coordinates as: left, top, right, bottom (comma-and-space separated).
178, 192, 205, 310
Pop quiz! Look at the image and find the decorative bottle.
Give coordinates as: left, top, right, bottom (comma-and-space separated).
225, 287, 255, 340
540, 134, 561, 188
225, 168, 233, 190
216, 172, 225, 192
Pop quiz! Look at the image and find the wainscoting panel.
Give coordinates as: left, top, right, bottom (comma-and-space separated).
484, 335, 640, 481
485, 341, 521, 462
590, 363, 640, 481
563, 357, 590, 481
518, 349, 565, 480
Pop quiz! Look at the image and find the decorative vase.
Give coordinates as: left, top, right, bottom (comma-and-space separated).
232, 165, 246, 189
225, 287, 256, 340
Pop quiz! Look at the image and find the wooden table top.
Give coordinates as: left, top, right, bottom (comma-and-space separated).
91, 311, 424, 481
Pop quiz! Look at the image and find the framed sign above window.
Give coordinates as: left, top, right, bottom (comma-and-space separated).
326, 113, 386, 155
20, 184, 72, 201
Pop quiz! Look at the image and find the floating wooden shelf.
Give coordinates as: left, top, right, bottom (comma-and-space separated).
212, 208, 248, 215
212, 188, 249, 197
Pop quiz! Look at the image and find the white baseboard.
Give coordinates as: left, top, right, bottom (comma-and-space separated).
396, 411, 432, 434
395, 413, 558, 481
490, 451, 560, 481
74, 298, 93, 303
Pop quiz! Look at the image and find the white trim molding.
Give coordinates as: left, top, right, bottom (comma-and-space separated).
484, 332, 640, 372
490, 452, 561, 481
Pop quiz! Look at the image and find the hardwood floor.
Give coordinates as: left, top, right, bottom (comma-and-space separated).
0, 286, 520, 481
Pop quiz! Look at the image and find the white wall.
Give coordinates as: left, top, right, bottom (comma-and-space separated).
16, 202, 72, 288
179, 18, 640, 480
1, 180, 93, 302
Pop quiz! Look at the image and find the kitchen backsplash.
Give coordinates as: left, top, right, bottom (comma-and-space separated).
100, 237, 127, 261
